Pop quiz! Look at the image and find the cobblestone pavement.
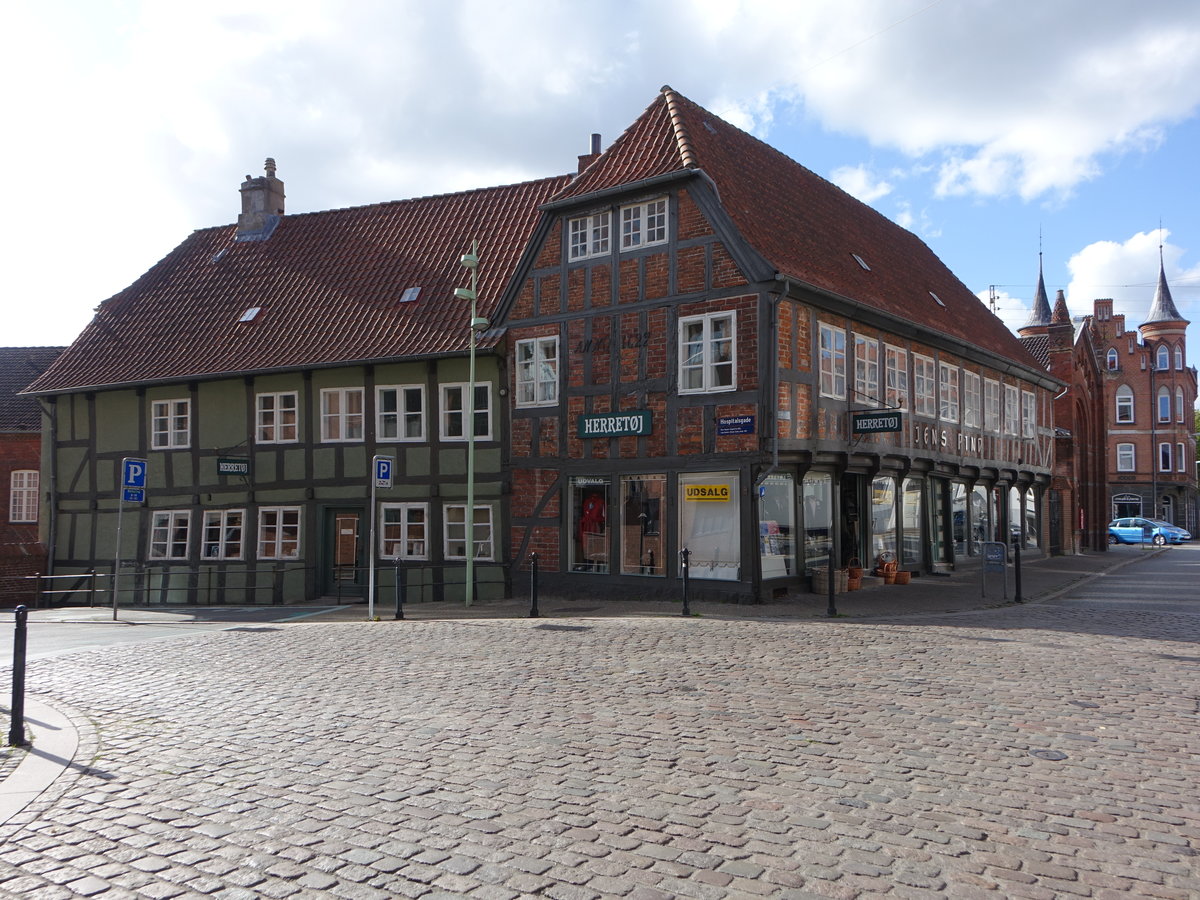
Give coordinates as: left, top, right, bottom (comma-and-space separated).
1, 558, 1198, 898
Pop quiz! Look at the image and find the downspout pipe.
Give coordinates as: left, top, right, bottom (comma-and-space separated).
755, 278, 789, 489
38, 398, 57, 577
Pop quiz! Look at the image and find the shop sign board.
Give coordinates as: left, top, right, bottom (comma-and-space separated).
983, 541, 1006, 573
217, 457, 250, 476
685, 484, 731, 502
852, 411, 903, 434
578, 410, 652, 438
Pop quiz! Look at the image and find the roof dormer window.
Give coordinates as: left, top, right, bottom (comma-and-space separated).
569, 211, 611, 260
852, 253, 871, 271
620, 198, 667, 250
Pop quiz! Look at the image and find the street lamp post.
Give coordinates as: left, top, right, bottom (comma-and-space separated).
455, 241, 488, 606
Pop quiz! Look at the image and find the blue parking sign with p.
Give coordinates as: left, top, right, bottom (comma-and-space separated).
123, 458, 147, 488
374, 456, 393, 489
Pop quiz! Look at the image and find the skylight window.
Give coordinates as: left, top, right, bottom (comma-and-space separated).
929, 291, 945, 307
400, 286, 422, 303
238, 307, 262, 323
852, 253, 870, 271
211, 248, 228, 263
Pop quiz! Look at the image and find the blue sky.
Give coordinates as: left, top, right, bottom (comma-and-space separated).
4, 0, 1199, 358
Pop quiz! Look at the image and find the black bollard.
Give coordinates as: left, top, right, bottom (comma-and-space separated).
1013, 540, 1023, 603
9, 605, 28, 747
394, 563, 405, 620
680, 548, 691, 616
528, 552, 540, 618
826, 555, 837, 617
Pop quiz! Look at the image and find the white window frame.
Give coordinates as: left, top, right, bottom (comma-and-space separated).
202, 509, 244, 560
1115, 385, 1134, 424
1175, 346, 1184, 370
444, 503, 494, 561
1177, 387, 1186, 424
381, 502, 429, 560
258, 507, 301, 559
913, 354, 936, 418
1106, 348, 1118, 370
377, 385, 425, 442
440, 382, 493, 441
963, 371, 981, 429
569, 211, 611, 260
884, 344, 908, 411
1156, 345, 1170, 371
1116, 443, 1135, 472
9, 470, 39, 523
939, 363, 960, 423
819, 324, 847, 400
679, 312, 736, 394
1157, 387, 1171, 424
1160, 442, 1173, 473
620, 198, 667, 250
1178, 442, 1187, 473
256, 392, 298, 444
984, 378, 1000, 433
149, 510, 190, 560
320, 388, 365, 442
854, 336, 879, 406
1021, 390, 1036, 438
151, 398, 190, 449
1003, 384, 1019, 436
515, 336, 559, 407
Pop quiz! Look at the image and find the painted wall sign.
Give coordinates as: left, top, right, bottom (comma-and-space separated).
578, 410, 652, 438
852, 411, 902, 434
217, 457, 250, 476
685, 484, 731, 502
717, 415, 755, 435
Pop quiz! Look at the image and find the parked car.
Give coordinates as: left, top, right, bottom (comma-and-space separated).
1107, 517, 1192, 545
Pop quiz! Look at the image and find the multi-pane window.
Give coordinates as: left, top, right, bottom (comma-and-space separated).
1116, 443, 1135, 472
149, 510, 190, 559
258, 507, 301, 559
9, 470, 39, 523
1176, 346, 1184, 370
1115, 385, 1134, 424
381, 503, 428, 559
819, 324, 846, 399
151, 399, 190, 449
913, 354, 936, 417
441, 382, 492, 440
854, 336, 879, 405
963, 372, 981, 429
444, 504, 493, 560
1021, 390, 1036, 438
1178, 443, 1187, 473
321, 388, 364, 441
984, 379, 1000, 433
1106, 349, 1118, 370
256, 392, 298, 443
620, 198, 667, 250
569, 211, 611, 260
1003, 385, 1019, 435
1177, 387, 1186, 423
1157, 345, 1170, 370
1160, 442, 1173, 473
202, 510, 244, 559
884, 345, 908, 411
679, 312, 736, 393
939, 363, 960, 423
377, 385, 425, 441
516, 336, 559, 406
1157, 387, 1171, 423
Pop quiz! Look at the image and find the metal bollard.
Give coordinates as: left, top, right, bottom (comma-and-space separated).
826, 556, 837, 617
680, 547, 691, 616
9, 605, 28, 747
1012, 540, 1023, 603
528, 552, 540, 618
394, 562, 405, 620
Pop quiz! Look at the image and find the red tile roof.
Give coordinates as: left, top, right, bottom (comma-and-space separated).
556, 87, 1043, 373
1, 347, 64, 428
27, 176, 570, 394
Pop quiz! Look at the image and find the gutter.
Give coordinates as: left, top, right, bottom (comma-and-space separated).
38, 398, 57, 578
540, 168, 705, 212
754, 280, 787, 489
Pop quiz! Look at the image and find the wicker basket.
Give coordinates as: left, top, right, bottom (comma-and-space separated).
812, 568, 849, 594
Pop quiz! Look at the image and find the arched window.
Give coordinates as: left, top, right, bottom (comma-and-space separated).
1175, 346, 1184, 370
1115, 385, 1134, 423
1158, 386, 1171, 423
1106, 348, 1118, 370
1156, 344, 1170, 371
1177, 387, 1186, 423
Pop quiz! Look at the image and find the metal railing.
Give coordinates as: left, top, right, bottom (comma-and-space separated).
23, 564, 313, 608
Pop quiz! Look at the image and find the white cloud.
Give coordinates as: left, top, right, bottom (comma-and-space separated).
830, 164, 892, 203
975, 288, 1032, 336
1067, 230, 1200, 325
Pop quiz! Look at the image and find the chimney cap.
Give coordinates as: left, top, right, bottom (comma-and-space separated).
264, 157, 277, 178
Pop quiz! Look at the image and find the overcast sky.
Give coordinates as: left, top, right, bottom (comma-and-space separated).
5, 0, 1199, 361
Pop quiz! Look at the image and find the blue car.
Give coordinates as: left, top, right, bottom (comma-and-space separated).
1108, 517, 1192, 546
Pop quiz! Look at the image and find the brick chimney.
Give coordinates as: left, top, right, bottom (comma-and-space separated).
237, 158, 285, 240
577, 133, 602, 174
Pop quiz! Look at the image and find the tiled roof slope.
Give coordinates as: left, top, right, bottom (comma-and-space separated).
557, 87, 1043, 373
1, 347, 64, 429
1018, 334, 1051, 369
27, 176, 571, 394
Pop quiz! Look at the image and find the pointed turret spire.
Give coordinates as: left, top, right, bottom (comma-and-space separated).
1019, 252, 1053, 335
1145, 251, 1187, 325
1051, 289, 1071, 325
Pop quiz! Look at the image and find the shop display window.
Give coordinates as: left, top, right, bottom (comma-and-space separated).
758, 473, 795, 579
571, 477, 610, 572
802, 473, 832, 575
620, 475, 665, 576
679, 472, 740, 580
